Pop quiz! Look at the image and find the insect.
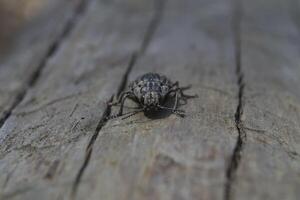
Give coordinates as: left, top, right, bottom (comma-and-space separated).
108, 72, 197, 119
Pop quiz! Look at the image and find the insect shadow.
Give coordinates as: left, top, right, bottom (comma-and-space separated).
143, 95, 191, 119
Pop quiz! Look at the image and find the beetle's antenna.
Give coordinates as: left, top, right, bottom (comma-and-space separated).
106, 109, 143, 120
158, 105, 185, 117
121, 109, 143, 120
158, 105, 184, 112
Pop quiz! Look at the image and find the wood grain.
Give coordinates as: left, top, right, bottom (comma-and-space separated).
0, 0, 299, 199
0, 0, 85, 130
76, 0, 238, 199
0, 0, 156, 199
231, 0, 300, 199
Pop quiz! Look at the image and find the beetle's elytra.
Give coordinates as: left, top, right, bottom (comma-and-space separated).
108, 72, 197, 119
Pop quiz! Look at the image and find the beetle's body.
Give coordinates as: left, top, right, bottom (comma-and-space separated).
129, 73, 172, 109
109, 72, 196, 119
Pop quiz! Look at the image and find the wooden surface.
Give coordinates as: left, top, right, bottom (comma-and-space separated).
233, 0, 300, 199
0, 0, 85, 128
0, 0, 299, 200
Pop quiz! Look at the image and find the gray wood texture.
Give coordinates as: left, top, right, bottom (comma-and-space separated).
232, 0, 300, 199
76, 0, 238, 199
0, 0, 85, 129
0, 0, 299, 200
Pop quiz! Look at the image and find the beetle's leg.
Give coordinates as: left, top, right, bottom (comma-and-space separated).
171, 81, 190, 89
179, 88, 198, 98
106, 93, 133, 120
172, 86, 198, 98
109, 91, 131, 106
118, 93, 131, 116
111, 105, 141, 109
171, 81, 179, 88
106, 108, 143, 120
158, 105, 185, 117
158, 105, 184, 112
173, 90, 180, 110
166, 87, 196, 108
158, 105, 184, 111
121, 109, 143, 120
128, 95, 142, 106
172, 110, 185, 117
169, 82, 192, 95
170, 81, 190, 93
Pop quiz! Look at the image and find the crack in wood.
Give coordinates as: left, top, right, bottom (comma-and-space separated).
70, 0, 165, 198
0, 91, 26, 133
117, 53, 138, 97
70, 95, 113, 199
0, 0, 90, 131
139, 0, 165, 56
116, 0, 165, 97
224, 0, 246, 200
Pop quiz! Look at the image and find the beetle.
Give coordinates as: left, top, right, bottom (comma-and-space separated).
108, 72, 197, 119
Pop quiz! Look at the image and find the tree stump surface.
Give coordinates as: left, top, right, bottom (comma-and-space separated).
0, 0, 299, 200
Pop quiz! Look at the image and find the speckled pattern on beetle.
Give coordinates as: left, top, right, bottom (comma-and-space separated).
109, 72, 197, 119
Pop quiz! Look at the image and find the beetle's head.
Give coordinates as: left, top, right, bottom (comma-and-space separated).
143, 91, 161, 109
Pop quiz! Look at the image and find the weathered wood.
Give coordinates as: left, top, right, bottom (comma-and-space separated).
76, 0, 238, 199
0, 0, 155, 199
231, 0, 300, 199
0, 0, 84, 129
0, 0, 300, 199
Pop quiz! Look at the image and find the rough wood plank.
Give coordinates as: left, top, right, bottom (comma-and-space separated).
4, 0, 299, 199
0, 0, 86, 130
0, 0, 157, 199
76, 0, 239, 199
230, 0, 300, 199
